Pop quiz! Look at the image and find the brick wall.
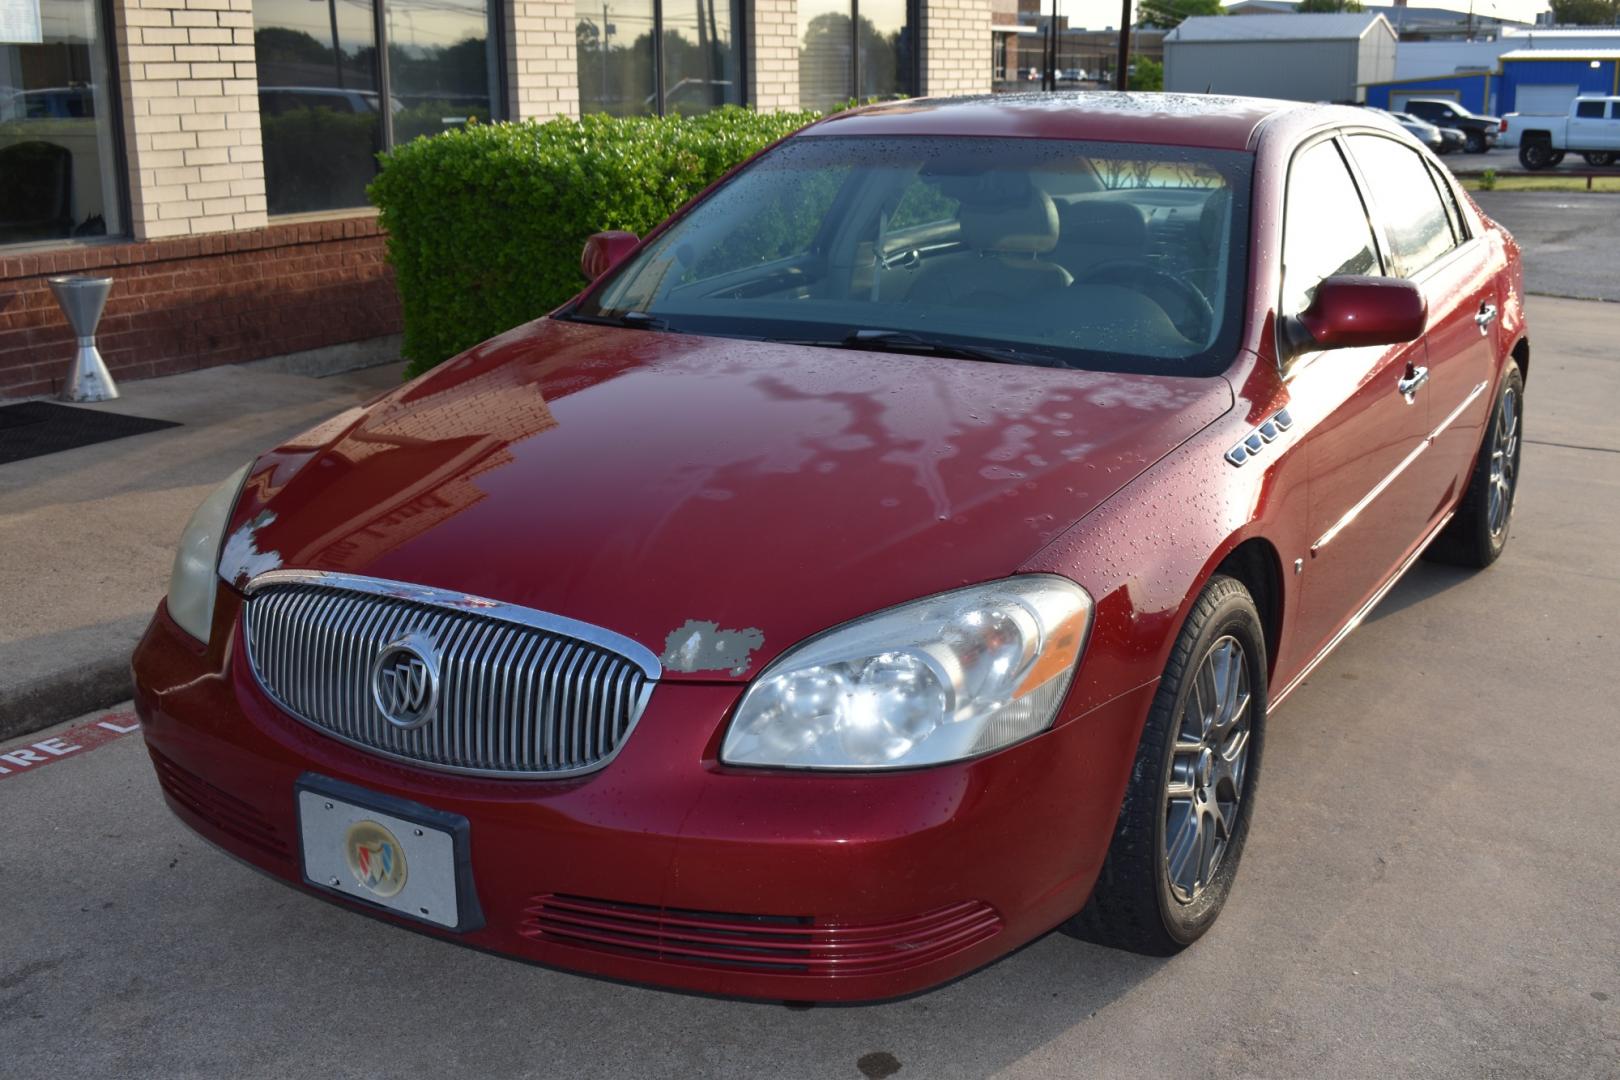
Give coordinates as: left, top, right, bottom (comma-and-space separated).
0, 218, 398, 400
114, 0, 267, 240
507, 0, 582, 120
922, 0, 994, 97
749, 0, 801, 111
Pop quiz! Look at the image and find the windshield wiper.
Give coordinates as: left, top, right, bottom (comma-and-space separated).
557, 310, 675, 332
783, 328, 1062, 368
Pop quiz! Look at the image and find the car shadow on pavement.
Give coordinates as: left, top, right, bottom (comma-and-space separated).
1361, 559, 1477, 625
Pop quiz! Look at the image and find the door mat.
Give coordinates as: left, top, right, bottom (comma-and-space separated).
0, 402, 180, 465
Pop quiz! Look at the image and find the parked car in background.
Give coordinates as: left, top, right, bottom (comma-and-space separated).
257, 86, 400, 117
1402, 98, 1500, 153
1501, 95, 1620, 169
1383, 109, 1443, 151
133, 93, 1528, 1004
0, 85, 96, 120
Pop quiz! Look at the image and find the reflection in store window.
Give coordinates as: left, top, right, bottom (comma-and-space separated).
798, 0, 912, 113
574, 0, 742, 117
253, 0, 497, 215
1, 0, 124, 246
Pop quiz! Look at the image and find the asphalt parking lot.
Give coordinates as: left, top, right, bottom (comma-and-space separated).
1, 292, 1616, 1080
1472, 190, 1620, 304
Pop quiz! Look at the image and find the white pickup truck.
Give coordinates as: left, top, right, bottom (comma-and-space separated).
1500, 96, 1620, 169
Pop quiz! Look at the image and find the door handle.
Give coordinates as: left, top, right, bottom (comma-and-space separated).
1397, 365, 1430, 402
1476, 303, 1498, 335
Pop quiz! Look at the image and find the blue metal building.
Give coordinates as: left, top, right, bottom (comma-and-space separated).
1364, 49, 1620, 116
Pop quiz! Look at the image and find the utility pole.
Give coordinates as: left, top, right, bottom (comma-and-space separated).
1115, 0, 1131, 91
1045, 0, 1059, 91
319, 0, 344, 90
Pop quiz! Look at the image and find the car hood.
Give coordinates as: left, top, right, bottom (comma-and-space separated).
223, 319, 1232, 680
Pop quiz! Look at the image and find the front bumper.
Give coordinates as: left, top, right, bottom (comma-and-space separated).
132, 590, 1153, 1002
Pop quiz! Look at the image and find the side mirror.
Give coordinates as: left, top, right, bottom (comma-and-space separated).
581, 231, 639, 282
1284, 275, 1427, 358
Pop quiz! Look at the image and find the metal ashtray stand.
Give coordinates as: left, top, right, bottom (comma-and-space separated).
47, 275, 119, 403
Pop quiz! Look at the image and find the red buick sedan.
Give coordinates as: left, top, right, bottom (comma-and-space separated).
133, 93, 1527, 1002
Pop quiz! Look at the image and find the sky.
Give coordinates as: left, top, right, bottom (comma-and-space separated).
1049, 0, 1556, 34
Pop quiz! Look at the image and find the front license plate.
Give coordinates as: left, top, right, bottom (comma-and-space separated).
296, 777, 477, 931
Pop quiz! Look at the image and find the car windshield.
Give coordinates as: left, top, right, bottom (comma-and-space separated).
567, 135, 1253, 376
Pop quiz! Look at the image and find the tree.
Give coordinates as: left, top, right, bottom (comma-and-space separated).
1547, 0, 1618, 25
1129, 57, 1164, 91
1137, 0, 1222, 30
1297, 0, 1365, 11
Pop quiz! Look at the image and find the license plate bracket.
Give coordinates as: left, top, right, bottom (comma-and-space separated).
295, 773, 483, 933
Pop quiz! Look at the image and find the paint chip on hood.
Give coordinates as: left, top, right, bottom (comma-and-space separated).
660, 620, 766, 677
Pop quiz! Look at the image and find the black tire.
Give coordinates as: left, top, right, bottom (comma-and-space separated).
1064, 575, 1267, 956
1519, 141, 1554, 170
1582, 151, 1616, 167
1465, 130, 1488, 154
1425, 361, 1524, 569
1550, 150, 1567, 166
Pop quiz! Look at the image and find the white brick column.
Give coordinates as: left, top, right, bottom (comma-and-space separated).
748, 0, 799, 111
921, 0, 992, 98
114, 0, 267, 239
507, 0, 582, 120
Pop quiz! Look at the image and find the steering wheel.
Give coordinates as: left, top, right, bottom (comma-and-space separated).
1073, 260, 1214, 339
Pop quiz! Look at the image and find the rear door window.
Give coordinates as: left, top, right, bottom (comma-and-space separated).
1346, 134, 1457, 277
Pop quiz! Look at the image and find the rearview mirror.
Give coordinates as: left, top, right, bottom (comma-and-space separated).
1284, 275, 1427, 358
581, 231, 639, 282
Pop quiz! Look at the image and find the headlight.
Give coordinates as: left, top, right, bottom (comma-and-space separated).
721, 576, 1092, 770
166, 464, 250, 644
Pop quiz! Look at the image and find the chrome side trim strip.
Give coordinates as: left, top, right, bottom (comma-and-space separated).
242, 569, 662, 679
1271, 508, 1456, 714
1312, 380, 1488, 553
1312, 440, 1429, 553
1429, 379, 1490, 444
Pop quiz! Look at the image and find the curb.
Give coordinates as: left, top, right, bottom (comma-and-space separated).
0, 652, 133, 745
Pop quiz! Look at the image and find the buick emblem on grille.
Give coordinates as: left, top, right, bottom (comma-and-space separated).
371, 634, 440, 730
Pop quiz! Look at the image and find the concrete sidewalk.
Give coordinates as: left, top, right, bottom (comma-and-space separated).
0, 360, 404, 741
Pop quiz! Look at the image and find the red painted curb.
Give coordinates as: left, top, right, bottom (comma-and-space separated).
0, 711, 140, 782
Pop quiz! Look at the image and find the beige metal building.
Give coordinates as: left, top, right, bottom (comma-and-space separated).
1164, 12, 1397, 104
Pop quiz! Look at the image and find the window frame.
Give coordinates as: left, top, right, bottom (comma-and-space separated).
1274, 129, 1387, 375
1, 0, 132, 250
1341, 129, 1467, 281
575, 0, 750, 117
1277, 124, 1487, 377
850, 0, 920, 102
371, 0, 508, 154
797, 0, 920, 110
257, 0, 507, 217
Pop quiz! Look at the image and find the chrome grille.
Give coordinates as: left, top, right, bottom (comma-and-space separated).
241, 572, 659, 778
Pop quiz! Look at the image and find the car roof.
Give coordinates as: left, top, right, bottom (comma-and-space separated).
801, 91, 1366, 151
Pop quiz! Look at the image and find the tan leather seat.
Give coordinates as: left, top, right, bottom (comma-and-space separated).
907, 185, 1072, 306
1052, 199, 1148, 280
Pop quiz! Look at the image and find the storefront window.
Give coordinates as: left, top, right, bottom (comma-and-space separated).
253, 0, 498, 215
575, 0, 741, 116
799, 0, 913, 113
1, 0, 124, 246
387, 0, 496, 141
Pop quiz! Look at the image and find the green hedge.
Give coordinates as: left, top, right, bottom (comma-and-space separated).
369, 107, 821, 376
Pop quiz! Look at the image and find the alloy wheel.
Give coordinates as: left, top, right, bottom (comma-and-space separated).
1164, 636, 1253, 905
1488, 386, 1520, 538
